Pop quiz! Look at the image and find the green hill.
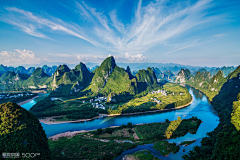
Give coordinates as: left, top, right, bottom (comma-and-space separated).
208, 70, 227, 92
135, 67, 157, 85
0, 102, 50, 159
42, 65, 57, 76
23, 68, 50, 89
102, 66, 138, 95
183, 67, 240, 160
175, 69, 192, 83
152, 67, 163, 80
90, 56, 138, 95
50, 62, 93, 96
90, 56, 116, 93
0, 71, 30, 91
135, 67, 157, 92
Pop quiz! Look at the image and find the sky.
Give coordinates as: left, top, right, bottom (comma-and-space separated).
0, 0, 239, 67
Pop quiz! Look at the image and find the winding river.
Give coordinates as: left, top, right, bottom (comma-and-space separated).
21, 85, 219, 160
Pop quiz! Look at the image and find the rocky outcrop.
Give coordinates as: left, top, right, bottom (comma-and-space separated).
175, 69, 192, 84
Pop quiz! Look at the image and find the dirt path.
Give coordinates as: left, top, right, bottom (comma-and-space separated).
132, 129, 139, 140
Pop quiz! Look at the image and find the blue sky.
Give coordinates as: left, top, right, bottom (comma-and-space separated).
0, 0, 239, 67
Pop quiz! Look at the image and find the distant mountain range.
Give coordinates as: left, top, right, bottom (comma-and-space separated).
0, 64, 57, 76
175, 65, 240, 100
0, 59, 237, 93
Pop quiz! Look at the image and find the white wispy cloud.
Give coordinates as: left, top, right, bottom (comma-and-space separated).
1, 7, 98, 45
214, 34, 226, 37
0, 0, 220, 60
164, 44, 197, 55
0, 49, 41, 64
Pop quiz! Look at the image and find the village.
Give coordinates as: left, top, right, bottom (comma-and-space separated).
0, 92, 34, 100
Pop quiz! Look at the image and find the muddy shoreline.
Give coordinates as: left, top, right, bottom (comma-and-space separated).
18, 95, 39, 106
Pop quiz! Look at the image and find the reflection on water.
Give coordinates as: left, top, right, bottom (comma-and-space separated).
190, 87, 204, 100
21, 86, 219, 160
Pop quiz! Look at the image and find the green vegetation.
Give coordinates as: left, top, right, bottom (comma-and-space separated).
49, 117, 201, 159
29, 96, 107, 119
136, 67, 157, 85
49, 134, 137, 160
108, 83, 192, 115
179, 140, 196, 146
125, 150, 161, 160
102, 66, 138, 95
153, 141, 180, 156
90, 56, 138, 96
50, 62, 93, 95
182, 66, 240, 160
133, 117, 201, 142
23, 67, 50, 87
90, 56, 116, 93
231, 93, 240, 131
0, 71, 30, 91
0, 102, 51, 159
92, 117, 201, 143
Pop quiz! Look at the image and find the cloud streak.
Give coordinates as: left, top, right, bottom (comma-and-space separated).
0, 0, 221, 57
164, 44, 197, 55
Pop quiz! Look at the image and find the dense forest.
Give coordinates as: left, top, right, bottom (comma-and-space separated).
182, 67, 240, 159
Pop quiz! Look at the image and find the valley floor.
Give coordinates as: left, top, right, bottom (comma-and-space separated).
40, 98, 193, 125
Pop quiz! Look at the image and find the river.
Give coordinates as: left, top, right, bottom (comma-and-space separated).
21, 85, 219, 160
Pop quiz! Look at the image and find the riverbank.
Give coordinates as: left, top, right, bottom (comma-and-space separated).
110, 96, 193, 117
39, 114, 108, 124
17, 95, 39, 105
48, 126, 119, 140
40, 97, 193, 124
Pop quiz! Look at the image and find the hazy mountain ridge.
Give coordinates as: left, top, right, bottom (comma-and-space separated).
0, 64, 57, 76
175, 66, 239, 101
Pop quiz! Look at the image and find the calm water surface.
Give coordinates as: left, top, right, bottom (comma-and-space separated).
21, 86, 219, 160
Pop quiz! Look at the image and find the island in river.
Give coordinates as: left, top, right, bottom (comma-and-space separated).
48, 117, 201, 160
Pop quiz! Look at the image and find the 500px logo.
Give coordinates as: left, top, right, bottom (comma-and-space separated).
22, 153, 40, 158
2, 152, 40, 158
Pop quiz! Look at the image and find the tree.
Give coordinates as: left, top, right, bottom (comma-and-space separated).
106, 127, 114, 134
97, 128, 102, 135
0, 102, 51, 159
128, 129, 134, 134
127, 122, 133, 128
